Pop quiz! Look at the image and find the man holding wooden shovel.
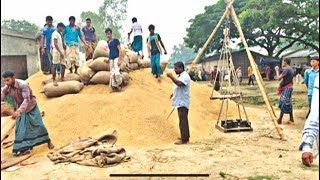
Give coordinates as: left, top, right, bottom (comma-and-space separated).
167, 62, 191, 145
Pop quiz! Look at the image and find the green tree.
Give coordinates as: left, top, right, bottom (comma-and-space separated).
80, 0, 128, 41
169, 43, 197, 63
239, 0, 319, 57
1, 19, 40, 33
168, 43, 198, 68
80, 11, 105, 41
184, 0, 245, 55
185, 0, 319, 57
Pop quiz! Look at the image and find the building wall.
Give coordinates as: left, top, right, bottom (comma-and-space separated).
200, 51, 274, 77
290, 57, 307, 67
1, 28, 39, 80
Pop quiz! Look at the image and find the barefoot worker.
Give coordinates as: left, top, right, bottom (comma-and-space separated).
51, 22, 66, 86
147, 24, 167, 80
1, 71, 54, 155
105, 28, 123, 93
167, 62, 191, 145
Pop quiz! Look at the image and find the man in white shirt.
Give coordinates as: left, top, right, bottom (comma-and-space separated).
51, 23, 66, 86
167, 62, 191, 145
128, 17, 143, 58
299, 74, 319, 167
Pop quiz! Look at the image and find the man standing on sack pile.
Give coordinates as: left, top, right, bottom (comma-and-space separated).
82, 18, 97, 60
128, 17, 144, 59
62, 16, 87, 74
51, 23, 67, 86
104, 28, 124, 93
1, 71, 54, 156
167, 62, 191, 145
41, 16, 60, 75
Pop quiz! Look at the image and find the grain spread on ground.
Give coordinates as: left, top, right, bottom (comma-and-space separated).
22, 68, 242, 148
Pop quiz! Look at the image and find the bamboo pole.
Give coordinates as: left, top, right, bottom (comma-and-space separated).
229, 6, 286, 141
187, 0, 236, 74
37, 47, 41, 72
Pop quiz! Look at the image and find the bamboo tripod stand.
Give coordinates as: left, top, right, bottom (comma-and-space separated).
211, 15, 252, 132
187, 0, 286, 140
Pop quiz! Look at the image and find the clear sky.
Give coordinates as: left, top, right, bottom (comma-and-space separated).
1, 0, 217, 57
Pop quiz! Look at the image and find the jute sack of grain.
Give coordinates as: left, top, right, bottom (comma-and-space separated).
121, 72, 129, 86
129, 63, 139, 71
126, 51, 138, 63
93, 40, 109, 59
89, 57, 110, 71
120, 45, 127, 59
1, 102, 15, 117
123, 55, 130, 65
137, 59, 151, 68
79, 65, 96, 85
42, 73, 81, 85
1, 116, 15, 142
160, 60, 168, 72
83, 59, 94, 67
44, 81, 84, 98
120, 62, 129, 73
89, 71, 111, 85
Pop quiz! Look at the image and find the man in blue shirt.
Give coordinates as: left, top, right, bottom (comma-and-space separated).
62, 16, 87, 74
299, 75, 319, 167
41, 16, 60, 74
167, 62, 191, 145
303, 56, 319, 118
104, 28, 123, 93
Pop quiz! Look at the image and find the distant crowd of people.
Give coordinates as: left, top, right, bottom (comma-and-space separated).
188, 65, 256, 86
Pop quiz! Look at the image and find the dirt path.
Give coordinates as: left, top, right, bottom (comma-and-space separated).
1, 107, 318, 179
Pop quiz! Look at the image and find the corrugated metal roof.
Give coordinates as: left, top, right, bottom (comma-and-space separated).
284, 49, 318, 58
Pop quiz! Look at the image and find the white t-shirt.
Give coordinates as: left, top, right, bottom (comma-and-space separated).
51, 30, 64, 54
172, 71, 191, 109
132, 22, 142, 37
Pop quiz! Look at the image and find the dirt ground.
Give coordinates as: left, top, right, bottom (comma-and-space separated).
1, 71, 319, 180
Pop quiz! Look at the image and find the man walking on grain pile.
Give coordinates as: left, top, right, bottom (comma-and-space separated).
104, 28, 124, 93
167, 62, 191, 145
147, 24, 167, 80
1, 71, 54, 156
128, 17, 143, 58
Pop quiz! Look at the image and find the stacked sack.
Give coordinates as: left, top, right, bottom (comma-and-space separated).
42, 72, 84, 98
42, 40, 169, 97
80, 41, 130, 86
